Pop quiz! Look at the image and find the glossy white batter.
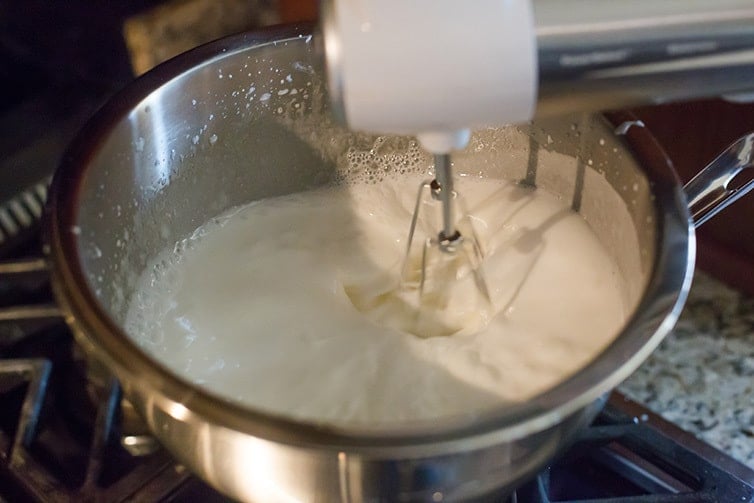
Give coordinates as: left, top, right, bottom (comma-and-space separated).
125, 174, 628, 427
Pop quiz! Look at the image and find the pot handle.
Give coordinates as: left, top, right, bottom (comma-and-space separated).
684, 132, 754, 228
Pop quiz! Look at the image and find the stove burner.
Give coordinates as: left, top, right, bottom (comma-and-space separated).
0, 228, 752, 502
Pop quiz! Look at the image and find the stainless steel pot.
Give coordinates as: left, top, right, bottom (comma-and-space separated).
45, 24, 754, 502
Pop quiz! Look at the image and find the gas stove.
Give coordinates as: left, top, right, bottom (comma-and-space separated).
1, 239, 753, 502
1, 2, 754, 501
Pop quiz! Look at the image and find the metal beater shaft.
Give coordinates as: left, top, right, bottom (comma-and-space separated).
433, 154, 456, 241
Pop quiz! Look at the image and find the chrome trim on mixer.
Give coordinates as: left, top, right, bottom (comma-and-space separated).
536, 0, 754, 116
320, 0, 347, 126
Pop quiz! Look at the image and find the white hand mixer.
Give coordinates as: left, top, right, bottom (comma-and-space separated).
320, 0, 754, 327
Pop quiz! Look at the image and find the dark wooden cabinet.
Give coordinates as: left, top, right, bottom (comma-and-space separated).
278, 0, 317, 22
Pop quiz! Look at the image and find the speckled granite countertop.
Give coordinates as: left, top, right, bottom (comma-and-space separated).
620, 271, 754, 468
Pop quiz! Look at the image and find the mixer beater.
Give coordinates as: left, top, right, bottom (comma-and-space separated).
399, 154, 492, 328
432, 154, 460, 252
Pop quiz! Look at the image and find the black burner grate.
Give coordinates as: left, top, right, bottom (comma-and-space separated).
0, 333, 193, 501
514, 395, 754, 503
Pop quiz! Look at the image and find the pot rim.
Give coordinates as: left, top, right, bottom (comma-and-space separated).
45, 23, 695, 453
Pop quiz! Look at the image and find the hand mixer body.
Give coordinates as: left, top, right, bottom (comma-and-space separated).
322, 0, 754, 143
